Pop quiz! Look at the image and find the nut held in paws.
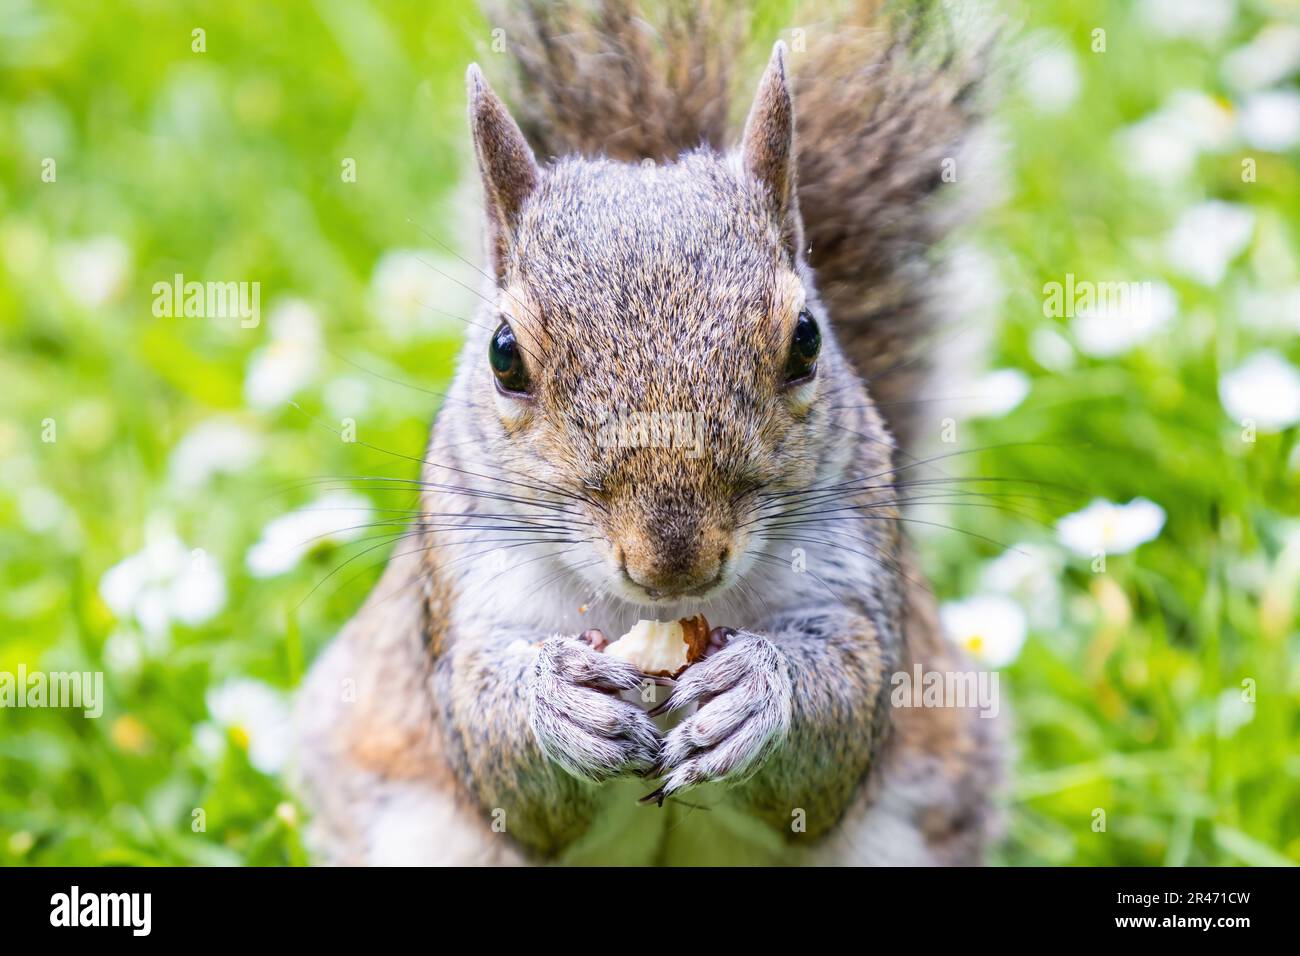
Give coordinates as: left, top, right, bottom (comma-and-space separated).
603, 615, 711, 677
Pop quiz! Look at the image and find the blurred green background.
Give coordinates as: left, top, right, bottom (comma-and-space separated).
1, 0, 1297, 865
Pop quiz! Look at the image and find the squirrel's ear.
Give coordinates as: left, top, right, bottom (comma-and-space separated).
741, 41, 801, 259
467, 64, 539, 282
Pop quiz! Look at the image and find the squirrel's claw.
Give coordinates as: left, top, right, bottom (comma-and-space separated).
649, 634, 793, 798
638, 786, 667, 808
529, 635, 665, 782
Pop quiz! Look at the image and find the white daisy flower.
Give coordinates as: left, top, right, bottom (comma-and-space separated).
1235, 285, 1300, 334
980, 543, 1064, 629
55, 235, 131, 308
17, 485, 72, 535
1138, 0, 1235, 44
1165, 201, 1255, 286
323, 376, 371, 420
940, 595, 1027, 668
99, 520, 226, 636
1221, 24, 1300, 92
1118, 118, 1197, 182
206, 678, 292, 775
1219, 350, 1300, 432
1029, 326, 1076, 371
190, 721, 227, 766
963, 369, 1031, 419
245, 490, 372, 578
1239, 89, 1300, 152
244, 299, 323, 410
168, 418, 263, 489
1056, 498, 1166, 557
1116, 91, 1235, 181
103, 628, 145, 676
369, 249, 473, 340
1071, 280, 1176, 357
1022, 42, 1081, 114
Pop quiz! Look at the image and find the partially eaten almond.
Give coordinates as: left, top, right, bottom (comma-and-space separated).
604, 615, 711, 677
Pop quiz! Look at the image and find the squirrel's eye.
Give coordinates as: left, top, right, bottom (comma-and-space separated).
489, 321, 530, 395
784, 309, 820, 384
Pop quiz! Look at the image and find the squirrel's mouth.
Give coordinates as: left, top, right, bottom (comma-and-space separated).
618, 568, 725, 605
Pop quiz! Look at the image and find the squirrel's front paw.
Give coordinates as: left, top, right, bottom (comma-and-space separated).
646, 631, 793, 802
528, 633, 661, 783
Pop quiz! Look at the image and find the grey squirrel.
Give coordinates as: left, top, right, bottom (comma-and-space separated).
296, 0, 1002, 865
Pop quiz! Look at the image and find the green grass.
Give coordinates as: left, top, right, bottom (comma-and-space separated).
1, 0, 1297, 865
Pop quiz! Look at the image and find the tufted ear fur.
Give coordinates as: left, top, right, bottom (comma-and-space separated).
467, 64, 539, 282
740, 41, 803, 262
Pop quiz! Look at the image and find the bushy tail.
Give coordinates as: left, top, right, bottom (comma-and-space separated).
794, 2, 991, 449
490, 0, 740, 162
488, 0, 992, 449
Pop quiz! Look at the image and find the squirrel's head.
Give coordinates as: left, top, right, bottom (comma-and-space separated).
460, 44, 858, 607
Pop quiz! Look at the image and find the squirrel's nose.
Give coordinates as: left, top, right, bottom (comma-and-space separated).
620, 540, 730, 600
